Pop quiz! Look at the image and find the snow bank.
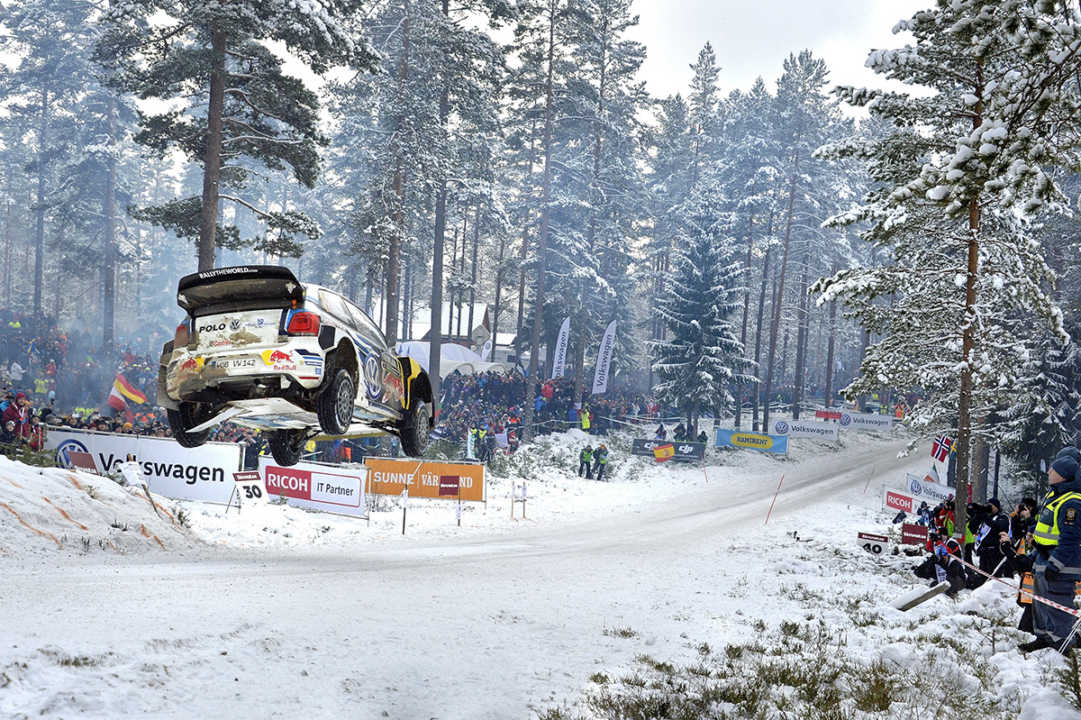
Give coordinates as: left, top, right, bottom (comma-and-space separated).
0, 456, 198, 558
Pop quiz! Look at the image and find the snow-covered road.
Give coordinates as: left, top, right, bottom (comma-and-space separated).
1, 438, 923, 719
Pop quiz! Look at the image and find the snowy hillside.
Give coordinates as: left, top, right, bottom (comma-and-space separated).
2, 430, 1078, 718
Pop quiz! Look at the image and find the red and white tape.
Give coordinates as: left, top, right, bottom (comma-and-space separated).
947, 553, 1081, 619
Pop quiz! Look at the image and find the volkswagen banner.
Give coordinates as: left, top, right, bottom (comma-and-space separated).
902, 473, 953, 505
769, 419, 840, 441
838, 412, 893, 431
715, 429, 788, 455
631, 439, 706, 462
47, 427, 242, 504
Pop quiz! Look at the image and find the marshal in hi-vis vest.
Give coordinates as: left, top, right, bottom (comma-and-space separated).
1032, 491, 1081, 547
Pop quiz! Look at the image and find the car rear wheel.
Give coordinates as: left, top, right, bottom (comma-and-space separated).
316, 367, 354, 436
268, 429, 307, 467
398, 399, 432, 457
167, 402, 212, 448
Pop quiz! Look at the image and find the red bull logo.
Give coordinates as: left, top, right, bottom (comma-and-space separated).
262, 349, 292, 366
180, 356, 205, 372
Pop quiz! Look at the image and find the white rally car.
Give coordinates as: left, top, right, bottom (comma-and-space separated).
157, 265, 433, 466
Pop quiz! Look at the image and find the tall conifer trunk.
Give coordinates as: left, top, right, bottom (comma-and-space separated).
198, 28, 226, 272
763, 150, 799, 428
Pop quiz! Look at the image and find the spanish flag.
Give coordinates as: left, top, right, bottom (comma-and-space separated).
114, 374, 147, 404
653, 443, 675, 462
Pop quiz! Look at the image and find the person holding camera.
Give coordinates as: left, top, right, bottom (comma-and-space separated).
972, 497, 1012, 585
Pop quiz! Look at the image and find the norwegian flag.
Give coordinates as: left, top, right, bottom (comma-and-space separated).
931, 434, 953, 462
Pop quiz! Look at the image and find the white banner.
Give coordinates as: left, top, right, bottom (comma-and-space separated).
770, 418, 840, 441
552, 317, 570, 378
591, 320, 617, 395
902, 473, 953, 505
258, 457, 368, 518
839, 411, 893, 431
47, 428, 242, 504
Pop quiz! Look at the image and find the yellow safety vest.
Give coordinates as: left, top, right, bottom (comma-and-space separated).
1033, 491, 1081, 547
581, 411, 590, 430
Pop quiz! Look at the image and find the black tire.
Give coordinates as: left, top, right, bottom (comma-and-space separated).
268, 429, 307, 467
398, 399, 432, 457
316, 367, 355, 436
167, 402, 212, 448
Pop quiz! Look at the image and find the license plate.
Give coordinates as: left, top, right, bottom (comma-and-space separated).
210, 358, 256, 370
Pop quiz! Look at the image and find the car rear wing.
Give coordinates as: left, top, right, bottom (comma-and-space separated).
176, 266, 305, 316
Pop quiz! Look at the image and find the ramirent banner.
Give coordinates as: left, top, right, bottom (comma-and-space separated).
715, 429, 788, 455
902, 473, 953, 504
259, 457, 367, 518
47, 427, 241, 504
552, 317, 570, 379
631, 438, 705, 462
839, 412, 893, 431
591, 320, 617, 394
769, 418, 840, 441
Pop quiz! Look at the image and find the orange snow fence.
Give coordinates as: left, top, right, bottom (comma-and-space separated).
0, 502, 60, 547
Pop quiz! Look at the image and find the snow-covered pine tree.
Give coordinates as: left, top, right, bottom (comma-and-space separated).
1, 0, 97, 316
98, 0, 372, 271
652, 191, 750, 436
815, 0, 1081, 521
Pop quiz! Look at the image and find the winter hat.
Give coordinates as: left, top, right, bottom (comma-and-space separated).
1056, 446, 1081, 462
1051, 456, 1079, 483
987, 497, 1002, 511
15, 392, 25, 402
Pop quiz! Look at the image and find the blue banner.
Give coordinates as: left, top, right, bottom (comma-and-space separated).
715, 428, 788, 455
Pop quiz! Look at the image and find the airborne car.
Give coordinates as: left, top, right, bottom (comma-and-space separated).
158, 266, 433, 466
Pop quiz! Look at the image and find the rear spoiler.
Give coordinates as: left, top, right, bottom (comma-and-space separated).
176, 266, 305, 313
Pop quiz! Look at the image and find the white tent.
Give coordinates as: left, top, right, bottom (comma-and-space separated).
396, 341, 511, 379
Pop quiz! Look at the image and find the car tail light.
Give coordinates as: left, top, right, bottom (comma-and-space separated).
286, 311, 320, 336
174, 322, 190, 347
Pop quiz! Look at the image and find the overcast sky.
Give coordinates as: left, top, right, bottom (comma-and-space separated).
625, 0, 928, 99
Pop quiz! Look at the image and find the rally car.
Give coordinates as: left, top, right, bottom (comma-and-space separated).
157, 265, 433, 466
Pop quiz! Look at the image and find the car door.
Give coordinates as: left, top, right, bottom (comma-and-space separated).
342, 298, 405, 411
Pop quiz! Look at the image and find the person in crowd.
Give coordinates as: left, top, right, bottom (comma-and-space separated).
1019, 454, 1081, 653
655, 423, 667, 441
0, 419, 16, 449
593, 443, 609, 482
22, 414, 44, 451
579, 404, 592, 434
972, 497, 1012, 583
3, 392, 29, 431
696, 430, 708, 444
916, 501, 933, 527
673, 422, 687, 441
578, 445, 593, 479
932, 531, 969, 597
1010, 498, 1037, 552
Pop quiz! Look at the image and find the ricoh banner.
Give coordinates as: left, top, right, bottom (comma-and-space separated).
839, 412, 893, 431
631, 439, 706, 462
769, 419, 840, 441
259, 457, 368, 518
48, 427, 242, 504
715, 429, 788, 455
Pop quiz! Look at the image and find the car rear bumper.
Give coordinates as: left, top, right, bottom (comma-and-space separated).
164, 341, 326, 400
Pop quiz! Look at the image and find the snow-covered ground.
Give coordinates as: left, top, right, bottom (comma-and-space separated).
0, 429, 1077, 719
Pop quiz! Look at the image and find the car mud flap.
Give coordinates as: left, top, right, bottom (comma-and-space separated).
187, 405, 247, 434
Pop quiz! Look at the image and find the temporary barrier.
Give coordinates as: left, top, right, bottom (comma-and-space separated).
631, 438, 705, 462
901, 523, 929, 545
715, 429, 788, 455
258, 457, 368, 518
769, 419, 840, 441
839, 412, 893, 431
364, 457, 485, 502
47, 427, 241, 504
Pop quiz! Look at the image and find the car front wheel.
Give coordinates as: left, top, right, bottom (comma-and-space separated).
268, 429, 307, 467
398, 400, 432, 457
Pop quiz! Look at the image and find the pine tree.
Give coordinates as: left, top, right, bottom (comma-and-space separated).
98, 0, 373, 270
816, 0, 1081, 522
652, 191, 749, 436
